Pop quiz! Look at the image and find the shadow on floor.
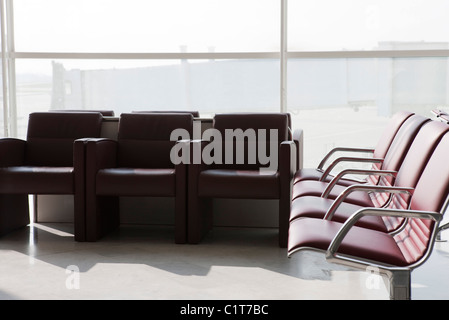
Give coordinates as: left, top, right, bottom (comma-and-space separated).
0, 222, 355, 282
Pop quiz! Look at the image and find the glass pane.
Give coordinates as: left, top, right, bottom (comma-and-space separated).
287, 57, 449, 167
0, 89, 3, 138
288, 0, 449, 51
0, 32, 3, 137
14, 0, 280, 53
15, 58, 280, 137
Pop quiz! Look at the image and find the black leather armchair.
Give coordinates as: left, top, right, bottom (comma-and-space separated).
187, 113, 297, 247
84, 113, 193, 243
0, 112, 104, 240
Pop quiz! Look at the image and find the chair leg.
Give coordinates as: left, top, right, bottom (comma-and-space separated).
0, 194, 30, 237
388, 269, 411, 300
86, 195, 120, 241
188, 196, 213, 244
175, 195, 187, 244
74, 191, 87, 242
279, 198, 289, 248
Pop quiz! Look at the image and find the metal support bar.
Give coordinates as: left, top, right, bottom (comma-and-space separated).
387, 269, 411, 300
11, 51, 281, 60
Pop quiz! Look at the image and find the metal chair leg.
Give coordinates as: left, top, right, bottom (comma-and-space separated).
388, 269, 411, 300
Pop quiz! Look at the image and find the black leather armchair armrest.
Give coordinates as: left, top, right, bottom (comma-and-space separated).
279, 140, 297, 247
0, 138, 26, 167
86, 138, 118, 172
292, 129, 304, 171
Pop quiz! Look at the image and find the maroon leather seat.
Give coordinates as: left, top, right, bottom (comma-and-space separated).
188, 113, 296, 247
291, 114, 430, 206
0, 112, 103, 240
84, 113, 193, 243
289, 120, 449, 233
293, 111, 414, 185
288, 128, 449, 286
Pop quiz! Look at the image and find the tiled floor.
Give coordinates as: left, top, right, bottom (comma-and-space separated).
0, 222, 448, 300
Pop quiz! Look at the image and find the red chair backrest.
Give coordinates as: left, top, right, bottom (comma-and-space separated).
394, 131, 449, 264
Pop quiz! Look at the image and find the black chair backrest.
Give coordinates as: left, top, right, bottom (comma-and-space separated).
26, 112, 103, 166
117, 113, 194, 168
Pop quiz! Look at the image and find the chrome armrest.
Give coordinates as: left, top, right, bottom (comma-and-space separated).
439, 222, 449, 233
431, 109, 443, 117
325, 207, 442, 266
317, 147, 375, 171
321, 169, 398, 198
323, 185, 414, 220
319, 156, 384, 181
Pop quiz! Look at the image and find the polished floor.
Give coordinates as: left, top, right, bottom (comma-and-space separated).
0, 222, 448, 300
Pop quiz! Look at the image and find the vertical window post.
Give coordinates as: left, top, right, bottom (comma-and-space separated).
5, 0, 16, 137
0, 0, 8, 137
280, 0, 287, 113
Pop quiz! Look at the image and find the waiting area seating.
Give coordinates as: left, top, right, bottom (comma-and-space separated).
292, 110, 414, 186
83, 113, 194, 243
1, 109, 448, 299
0, 112, 104, 241
187, 113, 298, 247
287, 112, 449, 300
291, 114, 429, 204
289, 119, 449, 233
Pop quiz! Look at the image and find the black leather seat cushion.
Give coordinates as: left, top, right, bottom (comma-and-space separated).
96, 168, 176, 196
198, 169, 280, 199
0, 166, 74, 194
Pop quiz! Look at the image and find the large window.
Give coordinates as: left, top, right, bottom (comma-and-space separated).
288, 0, 449, 51
15, 58, 280, 137
14, 0, 280, 53
288, 57, 449, 166
2, 0, 449, 166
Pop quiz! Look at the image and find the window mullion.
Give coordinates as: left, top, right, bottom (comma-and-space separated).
280, 0, 287, 113
5, 0, 16, 137
0, 0, 8, 137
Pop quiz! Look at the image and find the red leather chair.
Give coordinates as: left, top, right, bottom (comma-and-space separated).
187, 113, 296, 247
289, 119, 449, 233
291, 114, 430, 206
0, 112, 104, 240
84, 113, 193, 243
293, 110, 414, 186
287, 128, 449, 300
